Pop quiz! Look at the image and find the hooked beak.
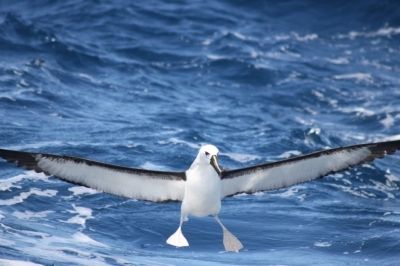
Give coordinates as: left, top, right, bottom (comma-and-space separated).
210, 155, 222, 176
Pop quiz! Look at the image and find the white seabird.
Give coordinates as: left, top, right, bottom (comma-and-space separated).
0, 140, 399, 252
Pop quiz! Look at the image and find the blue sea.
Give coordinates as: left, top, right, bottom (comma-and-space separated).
0, 0, 400, 265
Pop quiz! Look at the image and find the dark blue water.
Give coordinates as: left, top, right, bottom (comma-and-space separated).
0, 1, 400, 265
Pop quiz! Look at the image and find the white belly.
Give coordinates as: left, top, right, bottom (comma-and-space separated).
181, 165, 221, 217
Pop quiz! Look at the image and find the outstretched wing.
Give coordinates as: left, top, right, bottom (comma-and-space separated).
0, 148, 186, 202
221, 140, 400, 198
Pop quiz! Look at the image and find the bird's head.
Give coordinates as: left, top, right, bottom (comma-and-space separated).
196, 144, 222, 176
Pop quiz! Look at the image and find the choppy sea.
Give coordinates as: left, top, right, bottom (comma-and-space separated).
0, 1, 399, 265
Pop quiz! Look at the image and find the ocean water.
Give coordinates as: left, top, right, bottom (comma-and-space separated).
0, 0, 400, 265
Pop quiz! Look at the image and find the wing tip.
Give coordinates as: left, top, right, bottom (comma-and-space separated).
0, 148, 44, 173
367, 139, 400, 157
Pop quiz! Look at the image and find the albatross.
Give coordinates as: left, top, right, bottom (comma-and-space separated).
0, 139, 399, 252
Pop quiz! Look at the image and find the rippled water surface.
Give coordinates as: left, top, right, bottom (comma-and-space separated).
0, 1, 400, 265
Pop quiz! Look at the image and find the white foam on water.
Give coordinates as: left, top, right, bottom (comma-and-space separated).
0, 171, 49, 191
221, 152, 260, 163
0, 259, 43, 266
294, 116, 312, 126
12, 211, 53, 220
249, 49, 259, 58
223, 30, 253, 41
374, 26, 400, 37
231, 31, 247, 40
0, 238, 16, 247
206, 54, 225, 60
232, 193, 250, 198
368, 180, 396, 199
337, 25, 400, 39
277, 150, 302, 159
202, 38, 212, 45
0, 88, 37, 102
5, 141, 109, 151
385, 170, 399, 183
265, 48, 301, 60
278, 186, 299, 198
66, 204, 93, 228
77, 73, 102, 85
360, 59, 392, 71
310, 90, 339, 108
339, 107, 375, 117
158, 137, 200, 149
0, 174, 24, 191
308, 127, 321, 135
380, 114, 395, 129
292, 32, 318, 42
68, 186, 99, 196
72, 232, 108, 247
277, 71, 303, 85
314, 241, 332, 247
0, 223, 50, 239
20, 240, 110, 266
333, 73, 373, 83
273, 33, 290, 41
312, 90, 324, 99
273, 32, 318, 42
362, 164, 375, 169
326, 57, 349, 65
377, 134, 400, 142
6, 141, 65, 150
328, 184, 370, 198
1, 222, 112, 266
330, 173, 344, 179
354, 176, 398, 200
0, 93, 17, 101
202, 30, 255, 46
271, 185, 307, 201
341, 178, 352, 186
0, 188, 57, 206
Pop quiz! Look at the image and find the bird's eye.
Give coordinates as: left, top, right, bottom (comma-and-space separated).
205, 151, 210, 156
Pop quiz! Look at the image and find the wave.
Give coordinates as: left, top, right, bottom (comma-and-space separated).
0, 188, 57, 206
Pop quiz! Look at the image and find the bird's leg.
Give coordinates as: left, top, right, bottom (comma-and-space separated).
166, 216, 189, 247
214, 216, 243, 252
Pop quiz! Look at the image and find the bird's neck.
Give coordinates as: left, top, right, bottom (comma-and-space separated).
188, 156, 209, 172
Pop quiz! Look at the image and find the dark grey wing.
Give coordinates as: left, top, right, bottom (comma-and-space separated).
0, 148, 186, 202
221, 140, 400, 197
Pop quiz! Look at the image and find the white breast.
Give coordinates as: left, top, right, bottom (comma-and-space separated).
181, 164, 222, 218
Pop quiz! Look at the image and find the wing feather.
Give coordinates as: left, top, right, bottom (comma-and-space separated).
0, 148, 186, 202
221, 140, 400, 197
